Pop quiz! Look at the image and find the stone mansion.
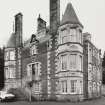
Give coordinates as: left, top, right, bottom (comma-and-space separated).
4, 0, 102, 101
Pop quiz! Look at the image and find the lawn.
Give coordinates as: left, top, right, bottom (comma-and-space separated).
0, 96, 105, 105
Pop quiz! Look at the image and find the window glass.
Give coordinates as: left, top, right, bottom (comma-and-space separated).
69, 54, 76, 69
61, 80, 67, 93
31, 45, 37, 55
70, 29, 76, 42
9, 67, 15, 78
79, 55, 82, 71
27, 64, 32, 77
62, 36, 68, 44
5, 51, 9, 60
10, 51, 15, 60
71, 80, 77, 93
5, 67, 9, 79
61, 55, 67, 70
27, 62, 40, 80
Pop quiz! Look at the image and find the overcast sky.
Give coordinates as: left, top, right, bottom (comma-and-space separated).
0, 0, 105, 54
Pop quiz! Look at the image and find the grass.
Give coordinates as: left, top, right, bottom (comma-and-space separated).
0, 96, 105, 105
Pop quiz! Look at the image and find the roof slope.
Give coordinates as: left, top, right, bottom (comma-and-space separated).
7, 33, 16, 48
61, 3, 83, 27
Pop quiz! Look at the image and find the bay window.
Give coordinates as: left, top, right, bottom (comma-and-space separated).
61, 80, 67, 93
69, 54, 77, 69
70, 28, 76, 42
10, 51, 15, 60
62, 36, 68, 44
79, 55, 82, 71
61, 54, 67, 70
71, 80, 77, 93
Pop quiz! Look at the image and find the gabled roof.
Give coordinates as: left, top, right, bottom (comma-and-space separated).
61, 3, 83, 27
7, 33, 16, 48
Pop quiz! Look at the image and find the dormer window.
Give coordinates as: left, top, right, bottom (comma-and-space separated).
30, 34, 39, 56
31, 45, 37, 55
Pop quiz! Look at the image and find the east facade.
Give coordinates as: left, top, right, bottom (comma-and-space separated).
4, 0, 102, 101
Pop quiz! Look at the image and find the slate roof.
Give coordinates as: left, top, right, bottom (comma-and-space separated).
61, 3, 83, 27
24, 34, 51, 48
7, 33, 16, 48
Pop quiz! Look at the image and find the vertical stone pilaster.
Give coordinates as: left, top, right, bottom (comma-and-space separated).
47, 51, 51, 98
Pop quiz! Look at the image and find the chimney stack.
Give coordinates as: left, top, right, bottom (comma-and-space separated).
15, 13, 23, 47
50, 0, 60, 35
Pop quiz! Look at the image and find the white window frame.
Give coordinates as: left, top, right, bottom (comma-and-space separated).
10, 50, 15, 60
70, 80, 77, 94
5, 51, 9, 61
31, 45, 37, 55
61, 80, 67, 93
9, 67, 16, 78
61, 54, 68, 71
5, 67, 9, 79
27, 62, 41, 80
69, 54, 77, 70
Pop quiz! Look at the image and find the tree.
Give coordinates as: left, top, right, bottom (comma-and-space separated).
102, 52, 105, 84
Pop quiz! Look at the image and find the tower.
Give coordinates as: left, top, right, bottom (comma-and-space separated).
50, 0, 60, 35
56, 3, 84, 101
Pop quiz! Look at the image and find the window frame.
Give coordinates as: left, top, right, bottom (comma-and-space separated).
27, 62, 41, 80
69, 54, 77, 70
61, 80, 68, 93
70, 80, 77, 93
61, 54, 68, 71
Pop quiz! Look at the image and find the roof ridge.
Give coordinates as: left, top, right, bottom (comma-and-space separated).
61, 2, 83, 27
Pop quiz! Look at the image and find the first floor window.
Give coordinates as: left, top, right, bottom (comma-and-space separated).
27, 62, 41, 80
71, 80, 77, 93
69, 54, 77, 69
79, 55, 82, 71
5, 51, 9, 61
61, 80, 67, 93
62, 36, 68, 44
10, 50, 15, 60
61, 55, 67, 70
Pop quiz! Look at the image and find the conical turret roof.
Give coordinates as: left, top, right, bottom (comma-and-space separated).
61, 3, 83, 27
7, 33, 16, 48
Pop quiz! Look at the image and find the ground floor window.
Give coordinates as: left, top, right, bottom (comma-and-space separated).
71, 80, 77, 93
5, 67, 16, 79
61, 80, 67, 93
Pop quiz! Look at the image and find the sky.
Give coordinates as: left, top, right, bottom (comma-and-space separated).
0, 0, 105, 55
